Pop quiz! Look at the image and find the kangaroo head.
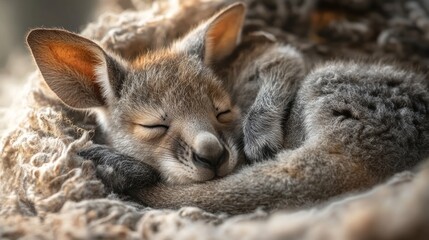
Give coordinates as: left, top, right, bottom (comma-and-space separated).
27, 3, 246, 184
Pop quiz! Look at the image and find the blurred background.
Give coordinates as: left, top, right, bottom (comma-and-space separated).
0, 0, 100, 133
0, 0, 98, 67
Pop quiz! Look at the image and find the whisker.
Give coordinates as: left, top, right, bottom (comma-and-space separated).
138, 142, 175, 152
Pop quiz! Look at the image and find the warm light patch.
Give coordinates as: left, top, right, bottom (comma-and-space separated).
204, 3, 245, 64
310, 9, 345, 42
48, 42, 101, 81
46, 42, 105, 105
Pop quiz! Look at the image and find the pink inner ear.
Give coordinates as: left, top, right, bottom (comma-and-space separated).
47, 42, 105, 103
204, 4, 245, 64
48, 42, 101, 79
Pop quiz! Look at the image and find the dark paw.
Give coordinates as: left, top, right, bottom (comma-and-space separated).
78, 144, 113, 164
78, 144, 161, 193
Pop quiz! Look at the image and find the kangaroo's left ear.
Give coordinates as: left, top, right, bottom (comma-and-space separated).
176, 2, 246, 65
27, 29, 126, 109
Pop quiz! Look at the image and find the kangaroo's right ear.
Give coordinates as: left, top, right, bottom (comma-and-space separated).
27, 29, 126, 109
177, 2, 246, 65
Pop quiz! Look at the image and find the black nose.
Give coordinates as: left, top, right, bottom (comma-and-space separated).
192, 149, 228, 170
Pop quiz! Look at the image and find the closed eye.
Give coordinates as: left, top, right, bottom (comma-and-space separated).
216, 109, 235, 123
216, 110, 231, 118
133, 122, 169, 139
139, 124, 169, 130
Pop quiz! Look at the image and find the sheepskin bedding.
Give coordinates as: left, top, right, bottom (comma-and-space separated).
1, 0, 429, 239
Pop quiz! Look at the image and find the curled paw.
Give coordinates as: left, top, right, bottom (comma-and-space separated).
243, 106, 284, 162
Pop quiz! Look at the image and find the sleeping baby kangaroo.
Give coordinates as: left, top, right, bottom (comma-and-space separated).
27, 3, 429, 214
27, 4, 248, 186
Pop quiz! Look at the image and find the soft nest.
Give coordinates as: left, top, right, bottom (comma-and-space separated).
1, 0, 429, 239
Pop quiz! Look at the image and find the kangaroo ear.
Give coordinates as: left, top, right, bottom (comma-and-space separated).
27, 29, 125, 109
204, 3, 246, 64
178, 2, 246, 65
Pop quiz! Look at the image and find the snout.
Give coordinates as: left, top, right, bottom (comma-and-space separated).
192, 132, 230, 178
192, 148, 229, 170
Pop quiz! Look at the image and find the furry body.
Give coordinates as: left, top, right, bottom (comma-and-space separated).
27, 2, 429, 214
83, 30, 429, 214
137, 49, 429, 213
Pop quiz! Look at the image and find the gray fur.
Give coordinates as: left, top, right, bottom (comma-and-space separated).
136, 60, 429, 214
78, 144, 160, 193
81, 3, 429, 214
230, 43, 305, 162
